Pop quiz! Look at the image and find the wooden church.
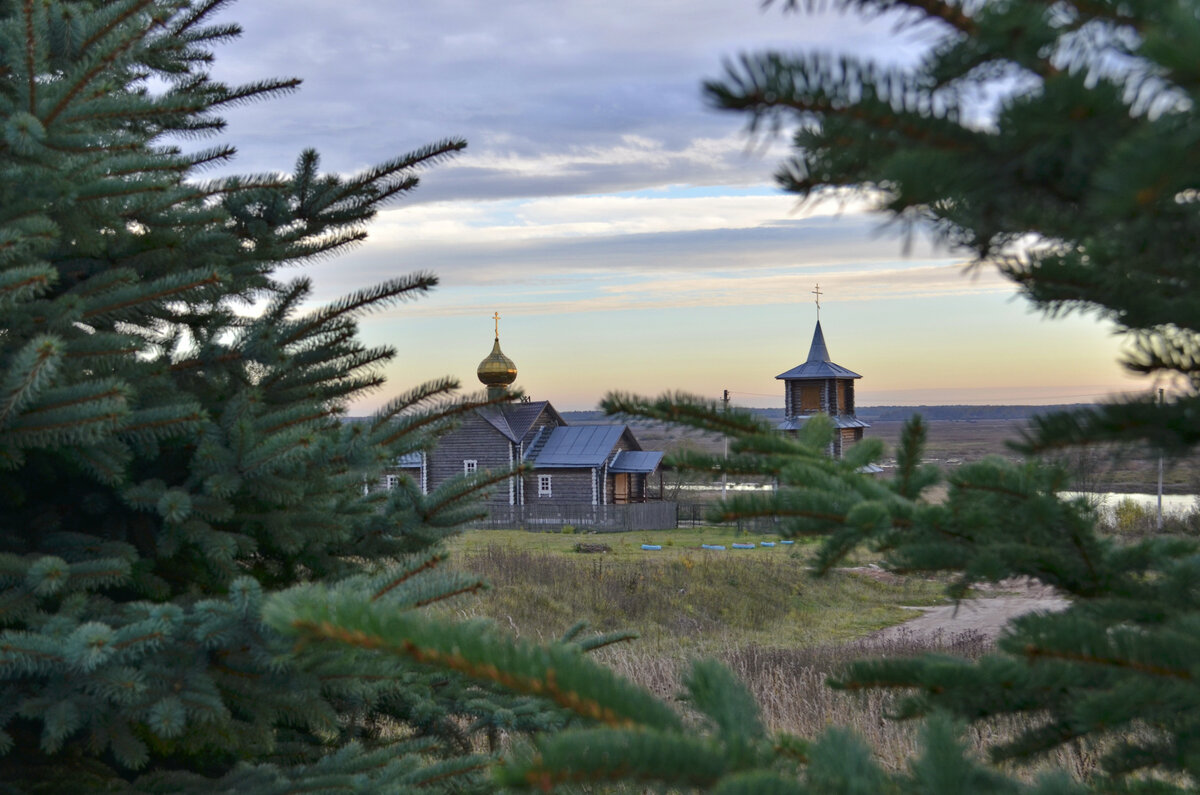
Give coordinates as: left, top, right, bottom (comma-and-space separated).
775, 289, 869, 457
386, 316, 664, 508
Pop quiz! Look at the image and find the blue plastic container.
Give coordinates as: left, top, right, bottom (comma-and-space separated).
640, 544, 662, 551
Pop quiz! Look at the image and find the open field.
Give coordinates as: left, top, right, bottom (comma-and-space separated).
438, 530, 1099, 777
443, 531, 950, 653
631, 417, 1200, 495
867, 419, 1200, 494
439, 418, 1199, 780
452, 525, 813, 560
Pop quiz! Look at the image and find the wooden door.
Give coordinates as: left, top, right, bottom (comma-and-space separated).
614, 473, 629, 504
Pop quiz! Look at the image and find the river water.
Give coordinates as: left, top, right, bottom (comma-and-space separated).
1061, 491, 1197, 516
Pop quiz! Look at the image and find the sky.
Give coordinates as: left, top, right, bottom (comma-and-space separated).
203, 1, 1146, 412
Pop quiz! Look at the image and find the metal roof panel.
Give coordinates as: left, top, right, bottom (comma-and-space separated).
504, 401, 553, 440
775, 360, 862, 379
476, 407, 517, 441
533, 425, 625, 467
807, 320, 831, 362
777, 320, 861, 379
777, 415, 871, 430
609, 450, 663, 473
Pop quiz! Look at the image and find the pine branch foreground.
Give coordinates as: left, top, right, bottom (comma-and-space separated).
0, 1, 568, 791
9, 1, 1200, 794
288, 1, 1200, 791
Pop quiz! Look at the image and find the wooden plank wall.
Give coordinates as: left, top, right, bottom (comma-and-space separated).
520, 410, 560, 451
427, 413, 513, 504
523, 469, 594, 504
788, 379, 856, 417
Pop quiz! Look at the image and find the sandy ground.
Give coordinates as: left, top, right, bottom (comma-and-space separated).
860, 571, 1071, 644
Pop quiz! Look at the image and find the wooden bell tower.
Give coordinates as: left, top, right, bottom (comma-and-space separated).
775, 285, 869, 457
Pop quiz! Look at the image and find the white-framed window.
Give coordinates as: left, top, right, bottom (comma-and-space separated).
463, 459, 477, 475
538, 474, 552, 497
385, 474, 400, 491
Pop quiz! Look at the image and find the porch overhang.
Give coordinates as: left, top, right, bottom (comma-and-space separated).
608, 451, 663, 474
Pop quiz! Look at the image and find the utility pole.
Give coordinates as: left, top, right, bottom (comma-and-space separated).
1158, 387, 1164, 531
722, 389, 730, 498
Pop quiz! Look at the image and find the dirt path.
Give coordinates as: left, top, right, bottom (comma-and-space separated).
864, 574, 1070, 644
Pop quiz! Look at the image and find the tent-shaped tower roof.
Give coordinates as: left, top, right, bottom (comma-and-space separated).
775, 320, 862, 380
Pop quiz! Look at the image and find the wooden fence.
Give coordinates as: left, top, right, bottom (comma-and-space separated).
469, 501, 677, 532
675, 503, 779, 533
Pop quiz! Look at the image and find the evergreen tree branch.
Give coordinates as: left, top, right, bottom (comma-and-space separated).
603, 390, 771, 437
777, 0, 978, 34
281, 274, 438, 347
43, 0, 167, 126
0, 335, 63, 424
498, 729, 730, 791
368, 377, 461, 432
0, 265, 56, 307
266, 591, 684, 731
376, 390, 516, 448
77, 0, 159, 57
81, 269, 224, 320
21, 0, 38, 114
370, 553, 447, 602
169, 0, 234, 37
423, 465, 530, 520
1022, 644, 1192, 681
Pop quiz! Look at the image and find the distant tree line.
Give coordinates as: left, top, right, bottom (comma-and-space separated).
561, 406, 1098, 425
852, 405, 1098, 422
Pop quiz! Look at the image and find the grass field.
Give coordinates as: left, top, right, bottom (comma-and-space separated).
437, 528, 1100, 776
443, 529, 949, 653
428, 414, 1199, 779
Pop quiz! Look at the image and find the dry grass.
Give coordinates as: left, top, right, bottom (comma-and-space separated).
594, 635, 1104, 779
446, 542, 948, 653
436, 535, 1116, 782
450, 526, 812, 560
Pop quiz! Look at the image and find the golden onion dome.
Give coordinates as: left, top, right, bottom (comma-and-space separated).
477, 337, 517, 387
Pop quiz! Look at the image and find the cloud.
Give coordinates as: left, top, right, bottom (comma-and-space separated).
204, 2, 934, 199
383, 260, 1007, 319
188, 4, 1131, 413
293, 187, 966, 294
365, 183, 828, 246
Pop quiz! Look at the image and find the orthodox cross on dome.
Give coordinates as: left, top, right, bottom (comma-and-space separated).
811, 283, 823, 319
478, 312, 517, 398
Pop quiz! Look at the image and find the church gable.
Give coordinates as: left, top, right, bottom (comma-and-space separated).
427, 412, 513, 489
616, 427, 641, 455
507, 401, 565, 445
